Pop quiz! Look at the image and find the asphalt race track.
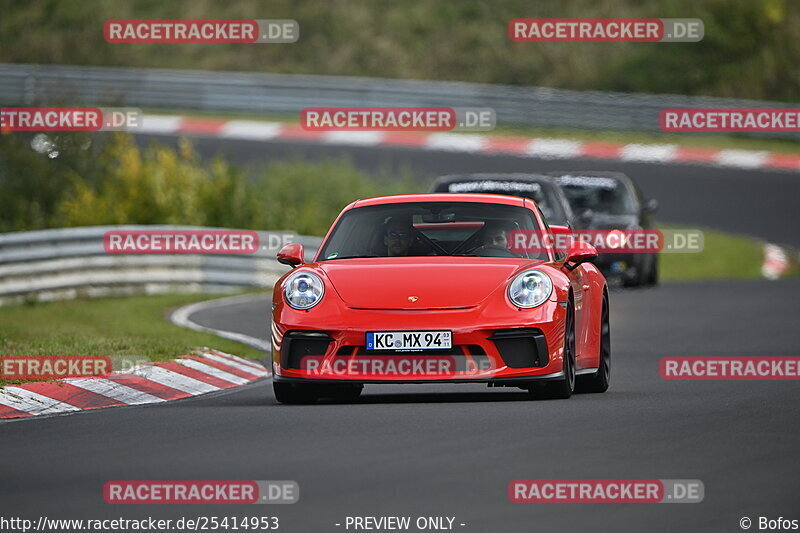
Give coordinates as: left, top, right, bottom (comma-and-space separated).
133, 133, 800, 247
2, 137, 799, 532
2, 280, 800, 531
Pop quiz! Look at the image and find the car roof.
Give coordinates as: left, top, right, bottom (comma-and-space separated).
431, 173, 558, 189
547, 170, 633, 184
429, 172, 575, 224
351, 193, 527, 209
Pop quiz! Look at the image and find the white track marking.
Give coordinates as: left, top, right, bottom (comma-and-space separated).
139, 114, 800, 173
715, 150, 769, 169
176, 359, 250, 385
0, 387, 81, 415
323, 131, 385, 145
200, 352, 269, 377
620, 143, 678, 162
202, 349, 268, 372
221, 120, 283, 140
65, 378, 165, 405
136, 115, 182, 134
424, 133, 487, 152
170, 294, 270, 351
132, 366, 220, 395
526, 139, 582, 159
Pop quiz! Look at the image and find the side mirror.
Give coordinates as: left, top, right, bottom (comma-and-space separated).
549, 224, 571, 235
565, 240, 598, 269
277, 243, 304, 268
642, 198, 659, 214
549, 225, 572, 257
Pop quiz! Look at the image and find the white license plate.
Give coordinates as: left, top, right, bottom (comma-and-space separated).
366, 330, 452, 351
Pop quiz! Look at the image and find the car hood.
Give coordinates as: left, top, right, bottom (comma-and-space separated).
318, 258, 529, 309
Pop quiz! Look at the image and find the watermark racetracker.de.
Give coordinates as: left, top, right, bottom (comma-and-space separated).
301, 107, 496, 132
0, 107, 142, 132
104, 19, 299, 43
509, 479, 704, 503
509, 18, 704, 42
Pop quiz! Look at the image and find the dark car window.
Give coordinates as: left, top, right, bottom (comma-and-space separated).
555, 175, 638, 215
318, 201, 547, 261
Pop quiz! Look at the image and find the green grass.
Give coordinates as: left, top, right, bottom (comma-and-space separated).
659, 226, 768, 281
0, 292, 266, 386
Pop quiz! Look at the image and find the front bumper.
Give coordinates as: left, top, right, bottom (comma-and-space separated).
592, 252, 650, 281
271, 300, 566, 383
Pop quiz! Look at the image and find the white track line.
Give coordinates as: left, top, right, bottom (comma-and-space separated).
138, 114, 800, 173
176, 359, 250, 385
526, 139, 583, 159
204, 349, 269, 371
132, 366, 220, 395
170, 293, 270, 351
137, 115, 182, 134
425, 133, 486, 152
323, 131, 385, 146
620, 143, 678, 162
221, 121, 283, 140
0, 387, 81, 415
65, 378, 165, 405
715, 150, 769, 169
200, 352, 269, 377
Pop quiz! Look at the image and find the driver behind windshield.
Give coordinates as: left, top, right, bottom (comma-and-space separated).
384, 217, 414, 256
482, 221, 510, 249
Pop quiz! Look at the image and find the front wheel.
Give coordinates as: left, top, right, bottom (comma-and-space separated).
530, 299, 576, 400
576, 294, 611, 393
644, 255, 659, 286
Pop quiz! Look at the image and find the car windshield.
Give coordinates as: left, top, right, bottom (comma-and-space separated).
555, 175, 637, 215
440, 179, 569, 226
318, 201, 547, 261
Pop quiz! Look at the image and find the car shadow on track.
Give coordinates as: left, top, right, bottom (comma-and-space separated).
322, 390, 533, 405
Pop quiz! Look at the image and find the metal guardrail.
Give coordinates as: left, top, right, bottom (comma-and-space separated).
1, 63, 797, 138
0, 225, 322, 306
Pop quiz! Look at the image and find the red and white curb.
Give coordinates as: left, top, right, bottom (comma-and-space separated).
0, 349, 269, 420
134, 114, 800, 173
762, 244, 791, 280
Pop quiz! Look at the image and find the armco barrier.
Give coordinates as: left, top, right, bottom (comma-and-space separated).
0, 225, 322, 306
1, 63, 798, 138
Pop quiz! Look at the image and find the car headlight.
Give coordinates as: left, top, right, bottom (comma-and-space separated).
508, 269, 552, 309
284, 271, 325, 310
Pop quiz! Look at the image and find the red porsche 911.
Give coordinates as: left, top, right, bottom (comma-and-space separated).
271, 193, 610, 404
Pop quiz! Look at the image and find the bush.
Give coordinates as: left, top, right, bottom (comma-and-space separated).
1, 0, 798, 101
0, 132, 414, 235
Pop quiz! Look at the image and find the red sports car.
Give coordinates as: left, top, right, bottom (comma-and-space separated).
271, 193, 610, 403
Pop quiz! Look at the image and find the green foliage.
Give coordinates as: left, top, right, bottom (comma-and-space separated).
658, 226, 766, 281
0, 131, 97, 231
0, 0, 798, 100
0, 292, 266, 385
0, 132, 413, 235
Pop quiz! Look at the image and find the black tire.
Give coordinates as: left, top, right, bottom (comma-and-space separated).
273, 381, 319, 404
645, 255, 659, 286
576, 294, 611, 393
530, 299, 576, 400
624, 258, 645, 287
